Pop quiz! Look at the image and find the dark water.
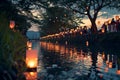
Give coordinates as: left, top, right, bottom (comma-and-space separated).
25, 41, 120, 80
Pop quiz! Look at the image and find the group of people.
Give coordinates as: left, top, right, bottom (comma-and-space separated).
101, 17, 120, 33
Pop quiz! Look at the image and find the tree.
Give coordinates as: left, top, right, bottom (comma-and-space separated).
41, 6, 83, 36
54, 0, 120, 33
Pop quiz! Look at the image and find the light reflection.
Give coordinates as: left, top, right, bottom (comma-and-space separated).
40, 41, 120, 79
24, 72, 37, 80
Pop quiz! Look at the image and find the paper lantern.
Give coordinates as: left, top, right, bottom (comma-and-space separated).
116, 70, 120, 75
101, 28, 105, 33
108, 62, 112, 68
26, 50, 38, 68
80, 31, 82, 35
24, 72, 37, 80
10, 20, 15, 29
27, 41, 32, 48
86, 41, 89, 46
115, 15, 119, 20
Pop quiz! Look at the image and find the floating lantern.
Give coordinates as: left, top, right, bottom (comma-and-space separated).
26, 50, 38, 68
86, 41, 89, 46
27, 41, 32, 48
101, 28, 105, 33
97, 21, 101, 25
115, 15, 119, 20
116, 70, 120, 75
102, 52, 105, 59
108, 62, 112, 68
24, 72, 37, 80
80, 31, 82, 35
10, 20, 15, 29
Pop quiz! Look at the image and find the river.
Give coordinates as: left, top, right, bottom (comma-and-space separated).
25, 41, 120, 80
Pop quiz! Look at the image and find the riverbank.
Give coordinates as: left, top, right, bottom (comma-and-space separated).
41, 32, 120, 49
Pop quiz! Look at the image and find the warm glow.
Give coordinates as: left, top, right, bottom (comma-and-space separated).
24, 72, 37, 80
102, 52, 105, 59
86, 41, 89, 46
28, 61, 35, 68
80, 31, 82, 35
10, 20, 15, 29
116, 70, 120, 75
115, 15, 119, 20
108, 62, 112, 68
26, 50, 38, 68
27, 41, 32, 48
101, 28, 105, 33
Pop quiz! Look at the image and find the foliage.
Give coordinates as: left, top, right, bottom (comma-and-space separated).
55, 0, 120, 33
0, 13, 27, 80
41, 6, 82, 36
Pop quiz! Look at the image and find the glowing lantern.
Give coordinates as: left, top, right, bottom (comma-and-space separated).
116, 70, 120, 75
102, 52, 105, 59
27, 41, 32, 48
101, 28, 105, 33
26, 50, 38, 68
86, 41, 89, 46
115, 15, 119, 20
10, 20, 15, 29
80, 31, 82, 35
24, 72, 37, 80
108, 62, 112, 68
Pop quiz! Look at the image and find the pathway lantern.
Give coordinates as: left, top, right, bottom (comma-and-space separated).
26, 50, 38, 68
10, 20, 15, 29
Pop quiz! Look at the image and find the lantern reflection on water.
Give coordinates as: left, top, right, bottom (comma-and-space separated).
24, 72, 37, 80
116, 70, 120, 75
26, 50, 38, 68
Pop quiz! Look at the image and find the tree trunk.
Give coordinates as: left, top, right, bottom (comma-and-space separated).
91, 20, 98, 34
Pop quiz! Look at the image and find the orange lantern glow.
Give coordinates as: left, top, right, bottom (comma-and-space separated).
24, 72, 37, 80
27, 41, 32, 48
101, 28, 105, 33
10, 20, 15, 29
115, 15, 119, 20
26, 50, 38, 68
108, 62, 112, 68
80, 31, 82, 35
116, 70, 120, 75
102, 52, 105, 59
86, 41, 89, 46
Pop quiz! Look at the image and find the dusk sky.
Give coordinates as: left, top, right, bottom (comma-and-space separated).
82, 8, 120, 29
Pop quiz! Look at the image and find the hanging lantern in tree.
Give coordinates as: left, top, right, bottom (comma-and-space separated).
10, 20, 15, 29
